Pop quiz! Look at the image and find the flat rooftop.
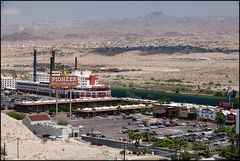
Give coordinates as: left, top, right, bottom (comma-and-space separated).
75, 104, 149, 113
17, 97, 123, 105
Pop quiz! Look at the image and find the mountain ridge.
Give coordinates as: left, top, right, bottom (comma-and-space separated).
1, 12, 239, 41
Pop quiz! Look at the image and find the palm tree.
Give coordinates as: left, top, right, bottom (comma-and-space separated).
215, 110, 225, 128
227, 126, 238, 152
178, 138, 187, 151
117, 106, 122, 115
141, 131, 154, 142
133, 133, 142, 146
158, 96, 171, 104
179, 150, 191, 161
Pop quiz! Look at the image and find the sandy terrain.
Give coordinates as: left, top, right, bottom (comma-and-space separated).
1, 44, 239, 91
1, 113, 169, 160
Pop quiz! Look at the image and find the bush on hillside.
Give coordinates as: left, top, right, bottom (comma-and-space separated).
6, 111, 25, 120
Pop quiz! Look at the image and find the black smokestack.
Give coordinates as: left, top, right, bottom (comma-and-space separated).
50, 57, 53, 76
33, 48, 37, 82
75, 57, 77, 70
51, 49, 55, 70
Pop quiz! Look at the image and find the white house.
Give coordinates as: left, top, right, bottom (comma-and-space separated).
22, 114, 72, 139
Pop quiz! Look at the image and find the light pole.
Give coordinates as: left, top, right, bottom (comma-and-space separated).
177, 152, 180, 160
69, 89, 72, 124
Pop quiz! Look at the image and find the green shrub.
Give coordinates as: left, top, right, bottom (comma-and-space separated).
57, 120, 68, 126
1, 106, 5, 110
220, 145, 240, 159
204, 89, 214, 95
142, 148, 147, 155
214, 91, 223, 97
166, 79, 182, 82
6, 111, 25, 120
215, 83, 222, 87
208, 82, 214, 85
120, 150, 125, 155
42, 138, 48, 144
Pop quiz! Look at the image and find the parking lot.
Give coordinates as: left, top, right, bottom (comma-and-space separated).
1, 90, 55, 108
51, 113, 217, 141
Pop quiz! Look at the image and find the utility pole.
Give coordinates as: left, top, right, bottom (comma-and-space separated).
3, 142, 6, 160
69, 89, 72, 124
17, 138, 20, 159
56, 89, 58, 122
123, 144, 126, 161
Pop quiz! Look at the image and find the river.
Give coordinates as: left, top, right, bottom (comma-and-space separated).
111, 88, 239, 106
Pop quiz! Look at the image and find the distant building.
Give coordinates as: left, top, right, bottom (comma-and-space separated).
1, 76, 22, 89
16, 70, 111, 98
188, 107, 197, 120
222, 109, 236, 125
28, 71, 60, 82
178, 106, 188, 118
22, 114, 74, 139
197, 108, 219, 121
153, 103, 199, 119
153, 104, 178, 118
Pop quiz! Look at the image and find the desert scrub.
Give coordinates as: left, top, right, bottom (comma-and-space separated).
74, 138, 80, 141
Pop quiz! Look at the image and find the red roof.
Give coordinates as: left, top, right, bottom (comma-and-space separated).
28, 114, 51, 122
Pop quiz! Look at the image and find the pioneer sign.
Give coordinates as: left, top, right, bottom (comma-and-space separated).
49, 76, 78, 89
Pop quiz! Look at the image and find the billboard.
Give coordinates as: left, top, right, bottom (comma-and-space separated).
49, 76, 78, 89
218, 101, 233, 109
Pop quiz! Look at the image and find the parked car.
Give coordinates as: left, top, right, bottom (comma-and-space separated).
158, 125, 166, 128
133, 129, 140, 132
150, 126, 158, 129
144, 127, 151, 131
193, 128, 201, 132
122, 125, 128, 129
151, 130, 157, 135
122, 130, 129, 134
140, 127, 147, 130
187, 129, 194, 133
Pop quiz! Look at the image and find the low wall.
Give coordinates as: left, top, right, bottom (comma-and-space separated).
81, 135, 177, 157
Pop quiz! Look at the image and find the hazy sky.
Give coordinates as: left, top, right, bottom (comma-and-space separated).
1, 1, 239, 25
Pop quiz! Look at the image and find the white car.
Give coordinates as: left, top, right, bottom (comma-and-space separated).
150, 126, 158, 129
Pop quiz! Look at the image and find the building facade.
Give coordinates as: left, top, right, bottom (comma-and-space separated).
153, 104, 178, 118
22, 114, 72, 139
178, 106, 188, 118
197, 108, 219, 121
1, 76, 22, 89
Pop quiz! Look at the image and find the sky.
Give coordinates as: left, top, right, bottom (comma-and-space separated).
1, 1, 239, 25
